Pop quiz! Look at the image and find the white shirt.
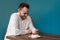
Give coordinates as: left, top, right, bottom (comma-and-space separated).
4, 12, 37, 40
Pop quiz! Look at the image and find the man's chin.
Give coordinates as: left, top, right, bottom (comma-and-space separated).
21, 17, 26, 20
20, 16, 27, 20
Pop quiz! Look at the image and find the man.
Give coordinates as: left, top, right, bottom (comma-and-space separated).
4, 3, 39, 40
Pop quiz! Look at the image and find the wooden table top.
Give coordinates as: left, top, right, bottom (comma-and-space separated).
6, 34, 60, 40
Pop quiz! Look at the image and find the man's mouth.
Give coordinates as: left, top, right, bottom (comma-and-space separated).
21, 16, 26, 20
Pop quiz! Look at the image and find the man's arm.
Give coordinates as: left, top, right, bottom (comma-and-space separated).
28, 16, 38, 34
5, 13, 20, 36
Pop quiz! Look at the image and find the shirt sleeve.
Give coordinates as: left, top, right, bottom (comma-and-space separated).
5, 13, 20, 36
28, 16, 37, 33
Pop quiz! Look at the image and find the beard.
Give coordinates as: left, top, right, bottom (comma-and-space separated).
20, 16, 27, 20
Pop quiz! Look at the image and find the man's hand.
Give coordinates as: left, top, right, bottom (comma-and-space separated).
26, 29, 32, 34
32, 29, 39, 35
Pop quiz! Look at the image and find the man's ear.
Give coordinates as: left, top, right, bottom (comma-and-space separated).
18, 8, 20, 12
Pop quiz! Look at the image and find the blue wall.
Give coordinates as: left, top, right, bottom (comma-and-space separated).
0, 0, 60, 40
0, 0, 26, 40
26, 0, 60, 35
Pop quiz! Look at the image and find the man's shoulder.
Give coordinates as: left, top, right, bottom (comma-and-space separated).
10, 12, 18, 17
27, 15, 31, 20
27, 15, 30, 18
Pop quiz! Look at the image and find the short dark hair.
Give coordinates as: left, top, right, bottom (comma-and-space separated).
18, 2, 29, 9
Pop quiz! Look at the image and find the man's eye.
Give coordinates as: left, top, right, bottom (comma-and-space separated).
24, 13, 28, 14
24, 13, 26, 14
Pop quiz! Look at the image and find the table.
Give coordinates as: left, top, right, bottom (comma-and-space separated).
6, 34, 60, 40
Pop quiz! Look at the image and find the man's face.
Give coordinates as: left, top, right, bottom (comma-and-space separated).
18, 7, 29, 20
